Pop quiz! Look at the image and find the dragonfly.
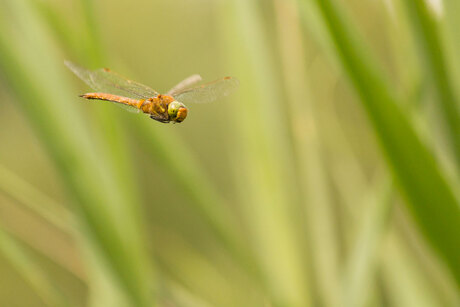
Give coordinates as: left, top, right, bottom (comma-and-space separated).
65, 61, 239, 123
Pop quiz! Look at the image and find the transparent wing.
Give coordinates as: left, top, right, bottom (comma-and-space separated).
65, 60, 159, 99
173, 77, 239, 104
112, 103, 140, 113
167, 74, 202, 96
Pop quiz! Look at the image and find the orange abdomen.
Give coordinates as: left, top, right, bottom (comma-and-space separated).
80, 93, 143, 108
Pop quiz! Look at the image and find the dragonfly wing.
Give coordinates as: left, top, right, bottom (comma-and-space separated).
65, 61, 159, 99
173, 77, 239, 104
112, 102, 140, 113
167, 74, 202, 96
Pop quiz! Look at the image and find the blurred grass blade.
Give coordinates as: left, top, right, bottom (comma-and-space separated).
401, 0, 460, 169
129, 118, 253, 265
73, 1, 157, 299
220, 0, 311, 305
162, 280, 213, 307
153, 232, 257, 306
306, 0, 460, 286
444, 0, 460, 89
0, 1, 154, 305
0, 164, 86, 281
79, 0, 104, 66
381, 233, 444, 307
32, 0, 81, 64
0, 165, 74, 234
0, 227, 67, 307
273, 0, 340, 305
343, 178, 392, 307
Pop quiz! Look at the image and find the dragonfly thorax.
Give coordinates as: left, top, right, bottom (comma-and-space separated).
168, 100, 188, 123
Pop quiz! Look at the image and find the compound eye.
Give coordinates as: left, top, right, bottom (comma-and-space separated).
168, 101, 181, 118
175, 107, 188, 122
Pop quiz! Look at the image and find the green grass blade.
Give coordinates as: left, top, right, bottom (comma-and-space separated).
153, 231, 260, 306
31, 0, 81, 63
0, 227, 68, 307
273, 1, 340, 305
0, 1, 154, 305
79, 0, 104, 66
381, 233, 444, 307
444, 1, 460, 88
163, 280, 213, 307
0, 170, 138, 306
127, 117, 264, 286
0, 165, 74, 234
219, 0, 311, 305
72, 1, 157, 301
0, 166, 155, 307
306, 0, 460, 286
129, 119, 244, 250
0, 165, 86, 281
343, 178, 392, 307
401, 0, 460, 169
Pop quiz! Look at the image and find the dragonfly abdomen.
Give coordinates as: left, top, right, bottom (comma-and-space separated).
80, 92, 147, 110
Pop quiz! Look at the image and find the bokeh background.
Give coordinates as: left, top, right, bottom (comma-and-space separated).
0, 0, 459, 306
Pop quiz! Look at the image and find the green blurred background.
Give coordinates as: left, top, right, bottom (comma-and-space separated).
0, 0, 459, 306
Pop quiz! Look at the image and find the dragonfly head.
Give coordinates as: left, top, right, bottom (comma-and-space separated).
168, 100, 188, 123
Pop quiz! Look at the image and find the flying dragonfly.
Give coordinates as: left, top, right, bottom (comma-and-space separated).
65, 61, 239, 123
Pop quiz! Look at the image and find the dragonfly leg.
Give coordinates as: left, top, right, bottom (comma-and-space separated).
150, 115, 169, 123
